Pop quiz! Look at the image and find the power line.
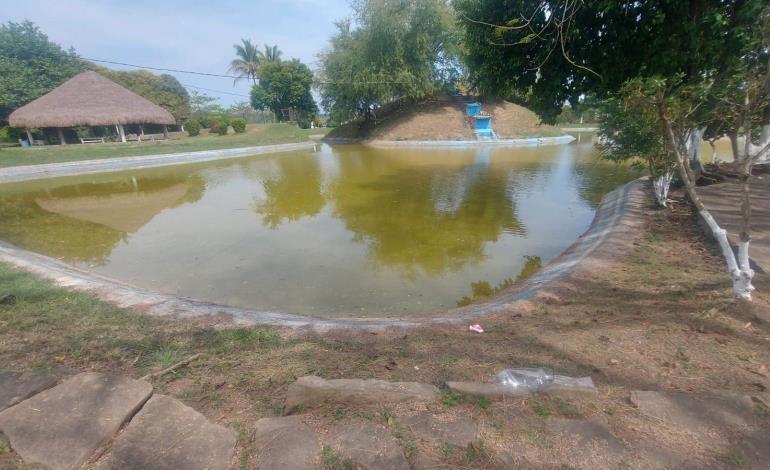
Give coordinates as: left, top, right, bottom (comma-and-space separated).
82, 56, 416, 85
83, 57, 242, 79
179, 82, 250, 98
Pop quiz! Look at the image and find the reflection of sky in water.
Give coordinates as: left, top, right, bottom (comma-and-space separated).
0, 141, 640, 317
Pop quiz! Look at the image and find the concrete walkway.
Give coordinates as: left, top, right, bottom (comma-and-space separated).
0, 141, 317, 184
698, 174, 770, 271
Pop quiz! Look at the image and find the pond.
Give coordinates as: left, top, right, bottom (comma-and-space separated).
0, 138, 640, 317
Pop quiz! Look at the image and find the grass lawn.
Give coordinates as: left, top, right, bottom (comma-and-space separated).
1, 191, 769, 468
0, 123, 329, 169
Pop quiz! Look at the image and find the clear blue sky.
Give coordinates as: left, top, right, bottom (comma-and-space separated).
4, 0, 352, 105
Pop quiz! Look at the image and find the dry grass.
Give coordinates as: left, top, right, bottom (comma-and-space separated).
326, 96, 563, 141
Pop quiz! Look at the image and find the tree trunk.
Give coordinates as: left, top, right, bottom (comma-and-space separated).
652, 171, 673, 207
686, 127, 705, 179
658, 102, 754, 299
736, 156, 755, 299
729, 132, 741, 161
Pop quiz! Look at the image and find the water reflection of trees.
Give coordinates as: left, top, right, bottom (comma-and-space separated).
574, 159, 642, 208
253, 154, 326, 228
0, 173, 206, 264
330, 150, 524, 277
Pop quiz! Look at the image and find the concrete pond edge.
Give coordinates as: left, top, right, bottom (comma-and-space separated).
0, 178, 651, 330
0, 141, 318, 184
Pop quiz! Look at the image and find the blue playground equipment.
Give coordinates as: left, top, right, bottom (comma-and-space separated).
465, 102, 497, 141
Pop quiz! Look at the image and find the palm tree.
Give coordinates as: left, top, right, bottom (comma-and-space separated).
262, 44, 282, 63
228, 39, 263, 85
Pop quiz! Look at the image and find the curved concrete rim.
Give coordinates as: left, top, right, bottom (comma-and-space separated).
0, 178, 649, 330
322, 135, 575, 147
0, 141, 318, 184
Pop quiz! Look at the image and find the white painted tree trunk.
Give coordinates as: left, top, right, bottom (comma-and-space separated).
652, 171, 673, 207
699, 211, 754, 299
752, 124, 770, 161
658, 109, 756, 300
686, 127, 706, 174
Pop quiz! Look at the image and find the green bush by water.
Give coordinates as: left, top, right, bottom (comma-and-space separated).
184, 119, 201, 137
231, 118, 247, 134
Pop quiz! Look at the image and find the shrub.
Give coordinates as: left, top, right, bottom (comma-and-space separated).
209, 119, 229, 136
230, 118, 246, 133
0, 126, 24, 143
184, 119, 201, 136
297, 117, 311, 129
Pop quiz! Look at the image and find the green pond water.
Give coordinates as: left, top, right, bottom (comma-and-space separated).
0, 137, 640, 317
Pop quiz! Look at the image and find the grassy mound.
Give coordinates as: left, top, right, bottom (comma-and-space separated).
326, 96, 563, 141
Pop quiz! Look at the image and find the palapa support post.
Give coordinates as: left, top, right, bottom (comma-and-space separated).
162, 125, 169, 139
25, 129, 33, 146
57, 128, 67, 145
117, 123, 126, 143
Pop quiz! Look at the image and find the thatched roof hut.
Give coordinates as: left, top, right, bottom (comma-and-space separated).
9, 71, 175, 144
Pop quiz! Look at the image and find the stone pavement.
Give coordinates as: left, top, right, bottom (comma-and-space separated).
0, 371, 235, 470
2, 371, 769, 469
699, 173, 770, 271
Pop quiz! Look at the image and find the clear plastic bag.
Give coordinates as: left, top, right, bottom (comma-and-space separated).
497, 368, 554, 392
497, 368, 596, 393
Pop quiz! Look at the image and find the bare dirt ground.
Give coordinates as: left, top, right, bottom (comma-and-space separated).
1, 190, 769, 468
326, 96, 563, 141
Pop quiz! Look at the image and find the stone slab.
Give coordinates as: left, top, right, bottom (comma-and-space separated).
447, 379, 596, 400
0, 371, 59, 411
285, 376, 438, 414
253, 415, 320, 469
100, 394, 236, 470
0, 372, 152, 470
629, 390, 757, 428
400, 412, 478, 448
324, 420, 409, 470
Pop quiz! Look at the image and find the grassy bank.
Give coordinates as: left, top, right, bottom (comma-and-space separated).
0, 123, 328, 169
1, 191, 769, 468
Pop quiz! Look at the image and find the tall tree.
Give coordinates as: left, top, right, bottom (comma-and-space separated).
228, 39, 263, 85
0, 20, 87, 123
262, 44, 282, 63
99, 68, 191, 122
318, 0, 462, 124
453, 0, 762, 123
250, 59, 317, 121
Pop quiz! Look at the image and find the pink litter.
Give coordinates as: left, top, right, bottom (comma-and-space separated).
469, 324, 484, 333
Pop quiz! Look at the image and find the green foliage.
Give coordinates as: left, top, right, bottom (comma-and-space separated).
230, 118, 246, 133
297, 117, 311, 129
0, 20, 87, 123
318, 0, 462, 123
0, 126, 24, 143
454, 0, 766, 123
100, 69, 191, 121
209, 118, 229, 136
190, 91, 223, 117
457, 277, 514, 306
438, 389, 464, 407
184, 119, 201, 137
249, 59, 317, 121
229, 40, 283, 86
228, 39, 263, 85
